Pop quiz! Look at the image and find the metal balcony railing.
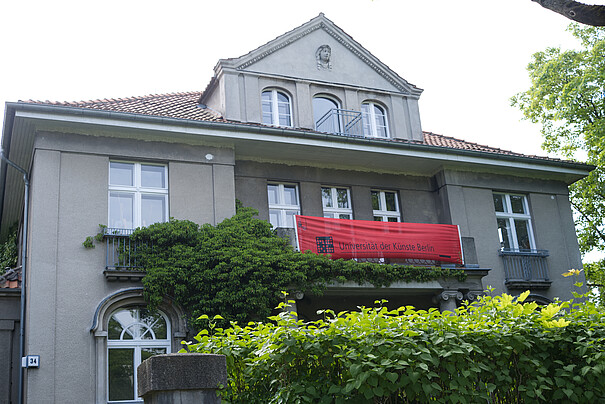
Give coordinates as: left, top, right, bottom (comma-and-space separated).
104, 228, 146, 270
499, 249, 550, 285
315, 109, 364, 137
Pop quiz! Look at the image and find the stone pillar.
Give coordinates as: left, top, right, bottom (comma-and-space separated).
435, 290, 463, 313
138, 353, 227, 404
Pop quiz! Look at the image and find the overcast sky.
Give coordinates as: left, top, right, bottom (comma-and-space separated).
1, 0, 601, 157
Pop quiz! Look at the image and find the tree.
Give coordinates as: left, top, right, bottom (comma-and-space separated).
532, 0, 605, 26
512, 24, 605, 298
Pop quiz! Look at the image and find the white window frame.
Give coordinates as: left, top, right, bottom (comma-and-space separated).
267, 183, 300, 228
361, 102, 389, 138
262, 89, 292, 127
108, 162, 168, 230
321, 186, 353, 219
371, 190, 401, 222
493, 193, 536, 251
106, 307, 171, 403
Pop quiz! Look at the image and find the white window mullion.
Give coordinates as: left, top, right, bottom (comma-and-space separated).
508, 217, 520, 249
134, 347, 142, 400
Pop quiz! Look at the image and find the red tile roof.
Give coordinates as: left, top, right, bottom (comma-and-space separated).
24, 92, 224, 122
22, 92, 563, 163
0, 266, 20, 289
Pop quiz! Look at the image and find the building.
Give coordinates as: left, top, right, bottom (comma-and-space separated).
0, 13, 591, 404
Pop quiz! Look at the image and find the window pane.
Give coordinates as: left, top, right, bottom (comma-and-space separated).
285, 210, 298, 228
269, 210, 279, 228
108, 317, 123, 340
371, 191, 380, 210
141, 195, 166, 227
262, 112, 273, 125
141, 165, 166, 188
283, 186, 297, 206
261, 91, 272, 102
515, 219, 532, 250
140, 308, 167, 339
277, 92, 289, 103
267, 185, 278, 205
279, 114, 291, 127
385, 192, 397, 212
109, 162, 134, 186
278, 104, 290, 115
313, 97, 339, 132
510, 195, 526, 214
141, 348, 166, 363
497, 218, 511, 249
387, 217, 398, 222
373, 216, 383, 221
109, 192, 134, 229
373, 104, 385, 118
108, 348, 134, 401
321, 188, 333, 208
493, 194, 505, 212
336, 188, 349, 208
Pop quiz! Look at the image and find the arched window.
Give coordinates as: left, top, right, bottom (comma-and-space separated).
361, 102, 389, 138
313, 96, 341, 134
262, 89, 292, 127
107, 306, 171, 403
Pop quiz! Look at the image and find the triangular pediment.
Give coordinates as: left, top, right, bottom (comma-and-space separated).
219, 14, 422, 96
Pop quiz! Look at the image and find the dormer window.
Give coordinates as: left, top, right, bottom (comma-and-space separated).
313, 96, 341, 134
262, 90, 292, 127
361, 102, 389, 138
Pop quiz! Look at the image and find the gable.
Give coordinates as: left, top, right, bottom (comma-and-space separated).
227, 14, 421, 96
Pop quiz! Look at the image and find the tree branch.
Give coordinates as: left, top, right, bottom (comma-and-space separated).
570, 199, 605, 244
532, 0, 605, 26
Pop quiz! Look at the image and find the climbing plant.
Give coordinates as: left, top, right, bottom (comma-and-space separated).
128, 206, 465, 329
0, 224, 18, 270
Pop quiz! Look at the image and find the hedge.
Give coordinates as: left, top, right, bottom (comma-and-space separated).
184, 291, 605, 403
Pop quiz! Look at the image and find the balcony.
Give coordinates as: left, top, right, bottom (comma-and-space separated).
315, 109, 364, 137
499, 249, 551, 289
103, 228, 146, 281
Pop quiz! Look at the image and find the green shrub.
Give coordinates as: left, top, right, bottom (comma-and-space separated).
184, 292, 605, 403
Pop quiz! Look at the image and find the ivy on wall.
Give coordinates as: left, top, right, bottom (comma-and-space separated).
0, 224, 18, 271
128, 206, 465, 329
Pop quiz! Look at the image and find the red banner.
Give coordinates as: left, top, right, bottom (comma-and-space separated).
295, 215, 463, 265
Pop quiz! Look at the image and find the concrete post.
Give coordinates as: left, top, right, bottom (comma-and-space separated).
435, 290, 463, 313
138, 353, 227, 404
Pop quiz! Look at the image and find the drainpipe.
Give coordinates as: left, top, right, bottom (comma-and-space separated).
0, 149, 29, 404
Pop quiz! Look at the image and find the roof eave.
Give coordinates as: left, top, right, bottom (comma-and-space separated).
8, 101, 594, 175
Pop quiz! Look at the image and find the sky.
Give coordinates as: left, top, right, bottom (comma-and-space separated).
0, 0, 601, 157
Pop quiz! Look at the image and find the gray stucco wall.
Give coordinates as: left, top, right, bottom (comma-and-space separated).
236, 163, 583, 301
18, 126, 584, 403
23, 132, 236, 403
0, 290, 20, 404
235, 160, 436, 224
207, 26, 423, 141
436, 170, 583, 301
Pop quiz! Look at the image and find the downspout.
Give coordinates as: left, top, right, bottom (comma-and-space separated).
0, 149, 29, 404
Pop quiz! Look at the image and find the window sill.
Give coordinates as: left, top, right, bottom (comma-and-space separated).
505, 280, 552, 290
499, 248, 549, 257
